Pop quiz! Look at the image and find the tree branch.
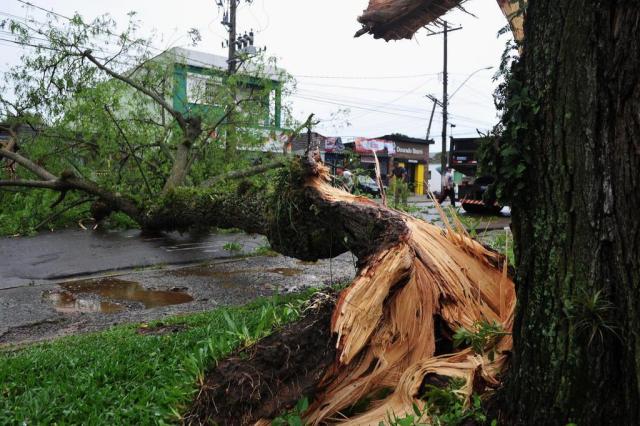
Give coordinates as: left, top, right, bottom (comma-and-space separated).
35, 197, 95, 231
283, 114, 318, 154
201, 159, 287, 188
0, 148, 57, 181
0, 179, 60, 189
104, 105, 154, 198
0, 173, 141, 224
82, 50, 187, 131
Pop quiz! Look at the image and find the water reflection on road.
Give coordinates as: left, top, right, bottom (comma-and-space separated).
43, 277, 194, 314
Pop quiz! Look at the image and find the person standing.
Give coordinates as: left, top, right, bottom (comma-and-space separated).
391, 163, 408, 207
342, 169, 354, 192
392, 163, 407, 182
437, 167, 456, 207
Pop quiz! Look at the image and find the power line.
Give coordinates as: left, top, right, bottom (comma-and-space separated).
295, 90, 436, 116
293, 88, 497, 128
293, 94, 494, 132
295, 80, 436, 94
350, 78, 436, 121
295, 87, 497, 123
293, 72, 440, 80
9, 1, 266, 75
291, 94, 427, 120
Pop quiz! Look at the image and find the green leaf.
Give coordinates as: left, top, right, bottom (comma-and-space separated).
412, 402, 422, 417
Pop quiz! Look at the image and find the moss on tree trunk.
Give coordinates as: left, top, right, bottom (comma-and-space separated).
507, 2, 640, 424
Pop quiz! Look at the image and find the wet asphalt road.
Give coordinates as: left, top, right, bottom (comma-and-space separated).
0, 229, 266, 290
0, 229, 356, 345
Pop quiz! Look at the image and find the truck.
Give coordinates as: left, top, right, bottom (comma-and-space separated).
449, 137, 503, 215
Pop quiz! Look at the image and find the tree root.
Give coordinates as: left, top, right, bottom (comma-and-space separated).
184, 292, 338, 426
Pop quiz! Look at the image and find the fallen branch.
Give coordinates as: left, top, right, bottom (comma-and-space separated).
0, 148, 56, 181
0, 148, 142, 222
82, 49, 187, 131
283, 113, 318, 154
186, 292, 338, 426
0, 179, 60, 189
104, 105, 154, 198
200, 159, 287, 187
34, 196, 95, 230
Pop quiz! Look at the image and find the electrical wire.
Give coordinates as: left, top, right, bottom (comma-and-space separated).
293, 72, 440, 80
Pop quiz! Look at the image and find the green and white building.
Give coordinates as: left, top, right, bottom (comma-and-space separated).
159, 47, 284, 132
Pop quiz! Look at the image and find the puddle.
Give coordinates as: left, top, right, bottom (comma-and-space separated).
44, 290, 124, 314
267, 268, 303, 277
45, 277, 194, 314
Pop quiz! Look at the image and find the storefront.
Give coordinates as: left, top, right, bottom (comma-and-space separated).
388, 137, 432, 195
352, 138, 394, 184
323, 137, 347, 174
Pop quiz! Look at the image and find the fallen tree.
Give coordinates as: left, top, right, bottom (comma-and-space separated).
1, 67, 516, 422
1, 141, 516, 422
166, 154, 516, 424
0, 4, 517, 423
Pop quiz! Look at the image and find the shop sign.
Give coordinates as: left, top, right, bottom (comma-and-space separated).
394, 141, 427, 161
354, 137, 396, 155
325, 137, 345, 153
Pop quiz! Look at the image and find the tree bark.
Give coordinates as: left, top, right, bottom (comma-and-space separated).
161, 117, 203, 194
507, 2, 640, 424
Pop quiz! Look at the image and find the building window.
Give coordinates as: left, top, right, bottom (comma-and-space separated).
186, 72, 223, 105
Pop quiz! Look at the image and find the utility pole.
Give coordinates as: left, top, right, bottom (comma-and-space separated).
219, 0, 239, 74
218, 0, 262, 153
441, 21, 448, 194
227, 0, 237, 74
425, 94, 442, 142
427, 21, 461, 193
425, 95, 440, 194
220, 0, 262, 74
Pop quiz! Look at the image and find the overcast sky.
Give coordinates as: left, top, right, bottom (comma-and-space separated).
0, 0, 512, 149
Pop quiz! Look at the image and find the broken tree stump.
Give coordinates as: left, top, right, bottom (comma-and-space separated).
185, 158, 515, 425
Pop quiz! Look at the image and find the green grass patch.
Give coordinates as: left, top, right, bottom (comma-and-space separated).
0, 291, 316, 425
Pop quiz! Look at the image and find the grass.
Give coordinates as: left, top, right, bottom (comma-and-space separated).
222, 241, 243, 253
0, 290, 316, 425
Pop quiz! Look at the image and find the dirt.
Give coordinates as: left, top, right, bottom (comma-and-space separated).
185, 292, 337, 426
0, 253, 355, 345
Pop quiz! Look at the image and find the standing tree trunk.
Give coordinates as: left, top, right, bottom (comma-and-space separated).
508, 2, 640, 424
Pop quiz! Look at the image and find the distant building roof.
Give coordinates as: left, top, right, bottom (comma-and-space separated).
158, 47, 284, 82
166, 47, 228, 70
378, 134, 435, 145
290, 131, 326, 154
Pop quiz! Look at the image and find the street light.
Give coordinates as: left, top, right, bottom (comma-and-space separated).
449, 66, 493, 101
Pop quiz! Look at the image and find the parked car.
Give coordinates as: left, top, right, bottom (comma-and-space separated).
356, 175, 383, 196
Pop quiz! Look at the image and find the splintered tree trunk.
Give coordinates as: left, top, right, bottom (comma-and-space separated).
178, 157, 515, 425
508, 2, 640, 424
